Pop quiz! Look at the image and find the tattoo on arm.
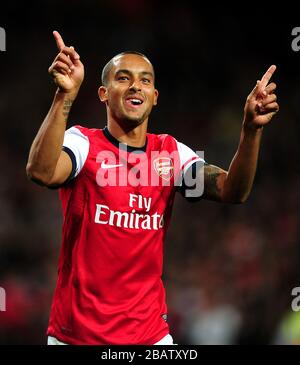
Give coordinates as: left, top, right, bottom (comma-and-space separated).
62, 99, 73, 122
203, 164, 228, 202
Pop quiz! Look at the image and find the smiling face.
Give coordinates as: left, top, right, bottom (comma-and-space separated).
99, 53, 158, 127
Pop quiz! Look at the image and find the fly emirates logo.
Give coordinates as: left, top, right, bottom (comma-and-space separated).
94, 193, 164, 230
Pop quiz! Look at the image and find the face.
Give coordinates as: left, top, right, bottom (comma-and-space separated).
99, 54, 158, 126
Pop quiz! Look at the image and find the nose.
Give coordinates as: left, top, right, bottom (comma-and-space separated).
129, 79, 142, 92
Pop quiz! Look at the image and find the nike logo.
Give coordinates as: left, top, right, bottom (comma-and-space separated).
101, 161, 123, 169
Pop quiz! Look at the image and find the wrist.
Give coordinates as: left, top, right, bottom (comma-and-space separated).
242, 120, 264, 135
53, 89, 77, 124
56, 88, 79, 101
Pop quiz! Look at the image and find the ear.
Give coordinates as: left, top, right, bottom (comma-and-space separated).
98, 86, 108, 103
153, 89, 159, 106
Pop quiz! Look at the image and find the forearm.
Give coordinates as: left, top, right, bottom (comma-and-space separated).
203, 65, 278, 204
222, 124, 263, 203
26, 89, 76, 183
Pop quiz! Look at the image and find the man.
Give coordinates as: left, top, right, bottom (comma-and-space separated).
26, 31, 279, 345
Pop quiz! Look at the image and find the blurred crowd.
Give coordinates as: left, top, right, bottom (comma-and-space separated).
0, 1, 300, 344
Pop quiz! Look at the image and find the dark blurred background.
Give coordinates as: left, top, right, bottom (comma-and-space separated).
0, 1, 300, 344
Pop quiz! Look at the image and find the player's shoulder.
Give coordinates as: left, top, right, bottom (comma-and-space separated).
147, 131, 178, 146
66, 124, 103, 138
147, 132, 184, 154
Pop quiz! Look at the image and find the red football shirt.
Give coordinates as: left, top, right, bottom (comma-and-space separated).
47, 126, 203, 344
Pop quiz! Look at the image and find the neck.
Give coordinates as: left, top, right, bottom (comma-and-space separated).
107, 118, 148, 148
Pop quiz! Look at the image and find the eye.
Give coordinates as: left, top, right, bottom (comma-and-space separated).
117, 76, 129, 81
142, 78, 151, 84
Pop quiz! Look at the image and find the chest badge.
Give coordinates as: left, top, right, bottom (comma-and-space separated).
153, 157, 174, 181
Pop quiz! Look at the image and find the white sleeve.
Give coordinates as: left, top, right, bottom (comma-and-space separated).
175, 140, 205, 174
63, 126, 89, 178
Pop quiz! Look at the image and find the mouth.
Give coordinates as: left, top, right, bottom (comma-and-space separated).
124, 95, 144, 109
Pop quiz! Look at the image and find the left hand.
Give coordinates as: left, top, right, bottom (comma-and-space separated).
243, 65, 279, 129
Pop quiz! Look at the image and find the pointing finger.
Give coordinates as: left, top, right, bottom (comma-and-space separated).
260, 65, 276, 89
53, 30, 65, 51
248, 80, 260, 98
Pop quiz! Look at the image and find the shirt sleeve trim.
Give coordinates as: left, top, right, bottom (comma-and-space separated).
62, 146, 77, 181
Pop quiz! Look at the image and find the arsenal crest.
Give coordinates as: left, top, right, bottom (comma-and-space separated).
153, 157, 174, 181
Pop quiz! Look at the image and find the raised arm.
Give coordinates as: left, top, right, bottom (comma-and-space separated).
26, 31, 84, 186
203, 65, 279, 203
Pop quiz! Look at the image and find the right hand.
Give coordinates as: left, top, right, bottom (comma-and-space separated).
48, 31, 84, 94
243, 65, 279, 130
